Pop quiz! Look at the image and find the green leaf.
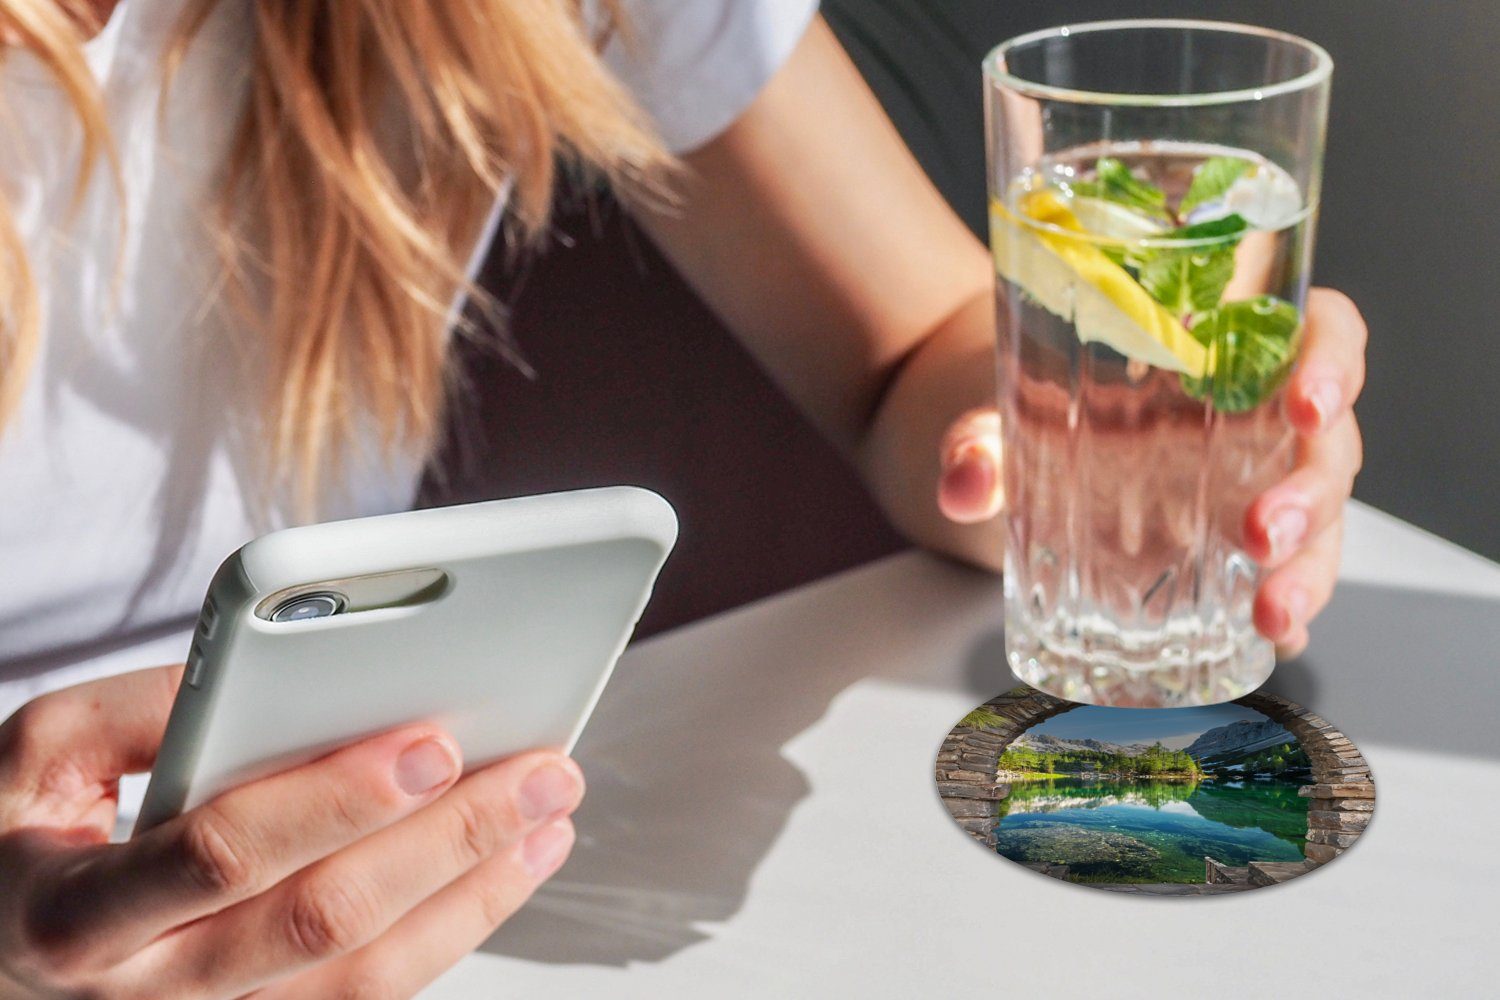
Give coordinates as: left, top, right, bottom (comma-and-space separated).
1180, 156, 1253, 217
1180, 296, 1302, 412
1073, 157, 1170, 219
1138, 252, 1233, 315
1173, 215, 1252, 242
1135, 215, 1249, 315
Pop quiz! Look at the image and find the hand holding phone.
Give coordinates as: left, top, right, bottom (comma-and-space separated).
0, 665, 586, 998
0, 486, 674, 998
136, 485, 676, 832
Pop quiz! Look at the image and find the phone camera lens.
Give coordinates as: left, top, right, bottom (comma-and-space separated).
269, 592, 346, 623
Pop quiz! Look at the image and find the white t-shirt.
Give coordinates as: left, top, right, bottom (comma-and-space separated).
0, 0, 819, 723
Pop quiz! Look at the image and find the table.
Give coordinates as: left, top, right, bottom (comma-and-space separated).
425, 501, 1500, 998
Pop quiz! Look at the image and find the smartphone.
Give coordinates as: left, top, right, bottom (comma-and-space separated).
133, 486, 676, 835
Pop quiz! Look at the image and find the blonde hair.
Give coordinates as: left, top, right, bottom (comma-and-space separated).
0, 0, 671, 509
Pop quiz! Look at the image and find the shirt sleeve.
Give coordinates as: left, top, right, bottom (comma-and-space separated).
603, 0, 820, 154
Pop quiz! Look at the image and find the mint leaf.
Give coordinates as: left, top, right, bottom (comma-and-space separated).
1135, 215, 1249, 315
1099, 241, 1154, 276
1180, 296, 1302, 412
1173, 214, 1251, 242
1138, 251, 1233, 315
1180, 156, 1253, 217
1073, 157, 1170, 219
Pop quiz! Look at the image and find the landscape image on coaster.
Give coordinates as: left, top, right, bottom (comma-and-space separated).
935, 688, 1375, 894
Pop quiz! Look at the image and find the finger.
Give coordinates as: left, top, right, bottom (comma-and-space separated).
255, 818, 576, 1000
1286, 288, 1367, 435
937, 407, 1002, 524
0, 664, 183, 788
150, 752, 582, 998
1255, 516, 1343, 645
1275, 624, 1311, 661
28, 725, 461, 970
1243, 412, 1361, 567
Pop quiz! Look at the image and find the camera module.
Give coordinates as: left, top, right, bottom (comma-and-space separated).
269, 591, 346, 623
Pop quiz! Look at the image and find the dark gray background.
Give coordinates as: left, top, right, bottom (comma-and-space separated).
825, 0, 1500, 560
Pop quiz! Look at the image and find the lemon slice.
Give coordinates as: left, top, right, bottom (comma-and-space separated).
1068, 195, 1169, 241
990, 190, 1209, 378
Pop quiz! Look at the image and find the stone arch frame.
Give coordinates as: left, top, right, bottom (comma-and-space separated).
936, 687, 1375, 865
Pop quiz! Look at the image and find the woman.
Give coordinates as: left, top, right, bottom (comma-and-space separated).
0, 1, 1365, 995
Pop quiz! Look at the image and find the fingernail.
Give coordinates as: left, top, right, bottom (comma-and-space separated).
1307, 379, 1342, 428
943, 439, 991, 474
522, 819, 575, 879
395, 738, 459, 796
942, 449, 993, 493
1265, 505, 1308, 560
1283, 587, 1311, 631
940, 442, 999, 520
519, 760, 584, 821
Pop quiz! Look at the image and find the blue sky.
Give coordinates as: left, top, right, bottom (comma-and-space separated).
1027, 703, 1269, 750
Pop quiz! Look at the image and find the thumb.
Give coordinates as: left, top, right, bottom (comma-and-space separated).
937, 408, 1003, 524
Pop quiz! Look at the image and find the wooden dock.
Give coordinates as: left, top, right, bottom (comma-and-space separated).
1205, 855, 1319, 889
1248, 860, 1318, 886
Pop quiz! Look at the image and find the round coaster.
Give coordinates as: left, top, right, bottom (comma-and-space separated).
935, 686, 1374, 894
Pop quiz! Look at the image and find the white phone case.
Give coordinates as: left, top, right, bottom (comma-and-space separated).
133, 486, 676, 835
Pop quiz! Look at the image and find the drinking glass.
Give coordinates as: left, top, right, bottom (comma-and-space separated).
985, 20, 1332, 706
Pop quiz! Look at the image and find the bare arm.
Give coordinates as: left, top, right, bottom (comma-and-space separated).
632, 17, 1002, 567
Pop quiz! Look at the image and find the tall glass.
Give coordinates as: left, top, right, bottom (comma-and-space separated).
985, 21, 1332, 707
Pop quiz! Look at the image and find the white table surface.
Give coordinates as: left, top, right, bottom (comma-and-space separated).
422, 501, 1500, 999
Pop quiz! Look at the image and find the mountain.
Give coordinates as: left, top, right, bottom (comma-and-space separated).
1014, 733, 1155, 757
1184, 719, 1295, 764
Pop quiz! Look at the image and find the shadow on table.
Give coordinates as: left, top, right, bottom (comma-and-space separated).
960, 580, 1500, 762
1266, 581, 1500, 762
483, 565, 1498, 968
481, 554, 994, 967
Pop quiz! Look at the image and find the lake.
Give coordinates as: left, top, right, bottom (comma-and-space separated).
994, 776, 1310, 884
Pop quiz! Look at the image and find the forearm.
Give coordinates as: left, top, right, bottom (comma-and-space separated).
854, 287, 1004, 572
631, 14, 1006, 570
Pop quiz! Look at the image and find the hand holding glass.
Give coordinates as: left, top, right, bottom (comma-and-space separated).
985, 21, 1332, 706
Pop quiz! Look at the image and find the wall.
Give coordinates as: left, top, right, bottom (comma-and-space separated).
420, 200, 906, 636
826, 0, 1500, 560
